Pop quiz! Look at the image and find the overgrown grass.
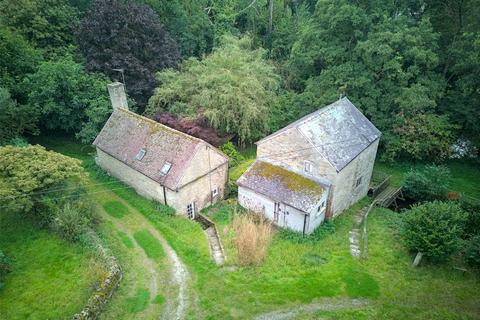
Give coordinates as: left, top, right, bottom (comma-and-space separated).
117, 231, 134, 249
373, 160, 480, 198
126, 288, 150, 313
34, 136, 480, 319
133, 230, 164, 260
0, 212, 97, 320
103, 201, 129, 218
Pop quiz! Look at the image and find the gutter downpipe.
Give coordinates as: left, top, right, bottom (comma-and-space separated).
162, 185, 167, 206
303, 214, 308, 236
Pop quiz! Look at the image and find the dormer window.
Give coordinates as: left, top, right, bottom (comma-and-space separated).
135, 148, 146, 161
304, 160, 313, 173
160, 161, 172, 175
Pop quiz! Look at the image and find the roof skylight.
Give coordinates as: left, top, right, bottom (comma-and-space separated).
135, 148, 146, 161
160, 161, 172, 175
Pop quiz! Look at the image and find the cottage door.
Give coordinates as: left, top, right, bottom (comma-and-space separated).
281, 203, 288, 228
273, 202, 280, 224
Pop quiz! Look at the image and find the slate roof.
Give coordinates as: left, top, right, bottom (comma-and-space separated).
237, 160, 328, 213
93, 108, 227, 190
257, 97, 381, 172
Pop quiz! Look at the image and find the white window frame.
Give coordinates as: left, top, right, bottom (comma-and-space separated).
212, 187, 219, 198
160, 161, 172, 176
187, 202, 195, 220
135, 148, 146, 161
304, 160, 313, 173
315, 201, 326, 217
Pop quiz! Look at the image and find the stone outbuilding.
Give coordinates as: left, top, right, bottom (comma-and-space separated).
237, 97, 381, 234
93, 83, 228, 218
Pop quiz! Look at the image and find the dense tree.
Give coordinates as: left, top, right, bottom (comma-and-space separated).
287, 0, 453, 161
0, 88, 39, 145
147, 35, 280, 145
0, 0, 79, 56
138, 0, 214, 57
402, 201, 467, 262
76, 0, 180, 107
24, 56, 111, 143
0, 145, 85, 215
0, 26, 41, 102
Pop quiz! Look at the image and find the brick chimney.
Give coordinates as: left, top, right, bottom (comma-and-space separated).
107, 82, 128, 110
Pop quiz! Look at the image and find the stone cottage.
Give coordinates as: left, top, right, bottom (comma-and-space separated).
93, 82, 229, 219
237, 97, 381, 234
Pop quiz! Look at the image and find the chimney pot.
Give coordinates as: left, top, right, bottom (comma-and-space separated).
107, 82, 128, 110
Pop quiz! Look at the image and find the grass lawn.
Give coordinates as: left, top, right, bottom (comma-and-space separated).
0, 213, 98, 320
33, 136, 480, 319
373, 161, 480, 198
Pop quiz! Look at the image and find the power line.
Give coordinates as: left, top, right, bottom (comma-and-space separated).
0, 184, 135, 210
0, 179, 128, 200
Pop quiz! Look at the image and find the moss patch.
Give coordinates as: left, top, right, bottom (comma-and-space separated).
247, 161, 324, 194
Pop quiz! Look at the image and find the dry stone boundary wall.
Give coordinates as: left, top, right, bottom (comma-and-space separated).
72, 230, 122, 320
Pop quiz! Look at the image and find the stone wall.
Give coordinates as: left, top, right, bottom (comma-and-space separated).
96, 148, 228, 217
72, 231, 122, 320
330, 139, 379, 217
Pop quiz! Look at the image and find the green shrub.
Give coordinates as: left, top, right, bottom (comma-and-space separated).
403, 165, 451, 202
219, 141, 244, 167
0, 249, 12, 289
460, 198, 480, 237
52, 200, 95, 242
402, 201, 467, 262
464, 235, 480, 267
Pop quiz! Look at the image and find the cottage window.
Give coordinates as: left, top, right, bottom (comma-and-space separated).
317, 201, 325, 212
304, 160, 313, 173
135, 148, 146, 161
212, 187, 219, 197
187, 202, 195, 219
160, 161, 172, 175
355, 176, 363, 188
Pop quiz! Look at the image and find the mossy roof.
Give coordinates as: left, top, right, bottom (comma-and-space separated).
93, 108, 227, 189
237, 161, 327, 213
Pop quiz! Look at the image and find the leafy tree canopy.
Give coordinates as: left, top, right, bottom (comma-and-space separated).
147, 35, 280, 145
402, 201, 467, 262
76, 0, 180, 107
0, 145, 85, 214
138, 0, 214, 57
287, 0, 454, 161
0, 26, 41, 102
24, 56, 111, 143
0, 0, 79, 56
0, 87, 39, 145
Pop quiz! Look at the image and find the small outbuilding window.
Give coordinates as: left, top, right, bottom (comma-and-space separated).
355, 176, 363, 188
304, 160, 313, 173
160, 161, 172, 175
135, 148, 146, 161
212, 187, 219, 197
